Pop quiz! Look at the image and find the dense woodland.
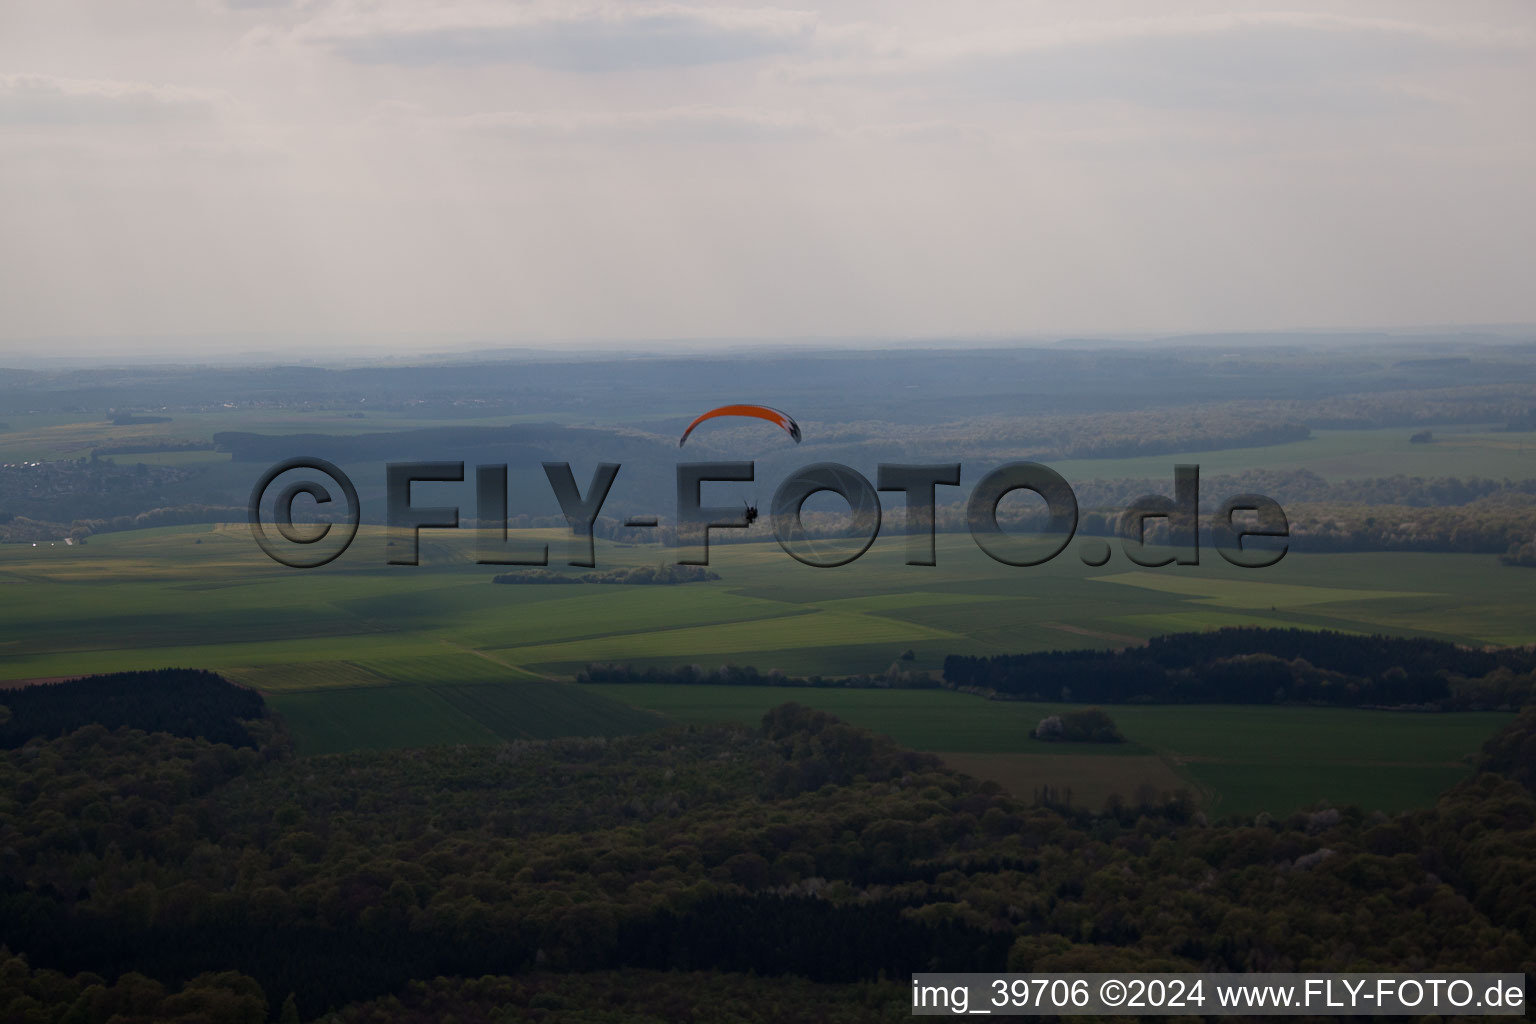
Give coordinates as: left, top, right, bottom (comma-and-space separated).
0, 671, 1534, 1020
0, 458, 202, 532
0, 670, 265, 750
942, 628, 1536, 709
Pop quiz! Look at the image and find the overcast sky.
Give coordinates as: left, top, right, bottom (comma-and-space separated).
1, 1, 1532, 353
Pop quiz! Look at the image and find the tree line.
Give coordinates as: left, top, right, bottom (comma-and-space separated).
942, 627, 1536, 709
580, 628, 1536, 710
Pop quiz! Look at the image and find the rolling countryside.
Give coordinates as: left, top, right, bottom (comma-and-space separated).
2, 516, 1525, 819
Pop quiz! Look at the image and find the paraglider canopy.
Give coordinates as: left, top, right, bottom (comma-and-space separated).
678, 404, 802, 447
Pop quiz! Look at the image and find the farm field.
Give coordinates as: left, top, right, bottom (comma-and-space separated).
1049, 425, 1536, 482
6, 523, 1536, 680
274, 679, 662, 754
4, 410, 1534, 480
0, 521, 1526, 817
0, 408, 583, 464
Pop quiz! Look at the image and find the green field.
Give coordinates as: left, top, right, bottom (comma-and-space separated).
1050, 425, 1536, 481
274, 679, 661, 754
0, 520, 1526, 816
0, 408, 586, 464
5, 414, 1535, 482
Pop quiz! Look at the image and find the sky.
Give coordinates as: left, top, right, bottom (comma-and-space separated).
0, 0, 1533, 355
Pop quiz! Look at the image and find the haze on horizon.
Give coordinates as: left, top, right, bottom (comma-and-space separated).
1, 1, 1533, 358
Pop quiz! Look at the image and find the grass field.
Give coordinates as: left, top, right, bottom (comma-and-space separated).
273, 679, 661, 754
0, 520, 1525, 817
5, 413, 1535, 481
1050, 425, 1536, 481
0, 409, 581, 464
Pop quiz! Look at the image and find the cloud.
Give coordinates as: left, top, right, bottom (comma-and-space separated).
448, 105, 819, 142
2, 2, 1532, 344
848, 119, 991, 146
846, 11, 1532, 67
0, 74, 221, 125
301, 3, 817, 71
790, 11, 1533, 113
440, 103, 992, 149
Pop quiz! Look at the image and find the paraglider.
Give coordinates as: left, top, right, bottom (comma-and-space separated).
677, 404, 802, 447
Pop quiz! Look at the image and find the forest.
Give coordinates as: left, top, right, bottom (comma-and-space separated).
942, 627, 1536, 708
0, 458, 200, 526
0, 670, 265, 750
1, 670, 1534, 1020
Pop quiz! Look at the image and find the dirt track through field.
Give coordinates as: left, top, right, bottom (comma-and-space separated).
1039, 622, 1147, 647
0, 675, 82, 690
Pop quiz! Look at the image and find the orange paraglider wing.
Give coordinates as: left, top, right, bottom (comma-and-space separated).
678, 404, 802, 447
